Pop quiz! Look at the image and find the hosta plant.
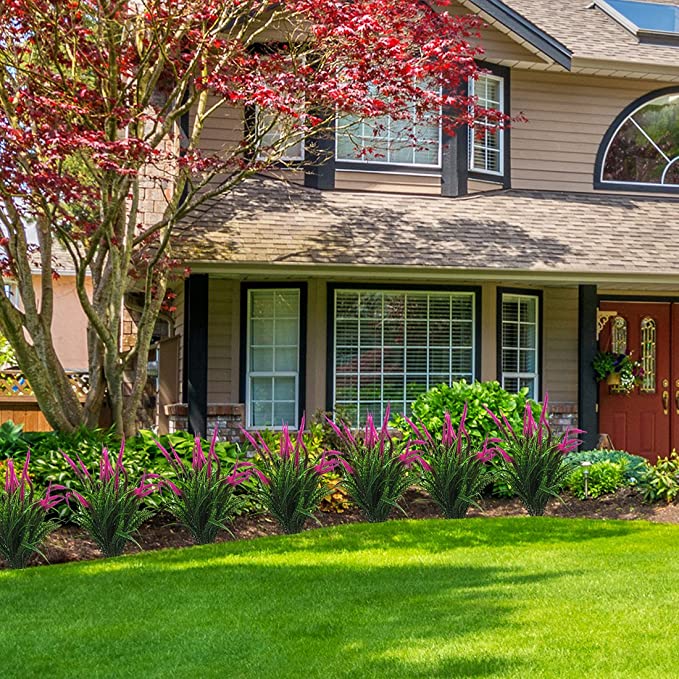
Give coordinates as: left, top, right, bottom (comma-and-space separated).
406, 405, 493, 519
0, 452, 64, 568
488, 395, 581, 516
156, 430, 247, 544
243, 417, 332, 534
63, 443, 157, 558
327, 406, 428, 523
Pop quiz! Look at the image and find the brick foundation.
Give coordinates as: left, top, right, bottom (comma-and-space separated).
548, 402, 578, 436
165, 403, 245, 442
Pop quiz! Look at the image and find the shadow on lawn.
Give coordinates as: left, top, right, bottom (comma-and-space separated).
2, 555, 556, 678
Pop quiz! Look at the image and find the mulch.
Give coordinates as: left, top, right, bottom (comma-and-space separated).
7, 489, 679, 569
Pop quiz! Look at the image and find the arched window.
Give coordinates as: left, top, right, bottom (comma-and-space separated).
596, 88, 679, 192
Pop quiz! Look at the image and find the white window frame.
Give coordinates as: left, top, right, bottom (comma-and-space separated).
500, 293, 540, 398
332, 288, 477, 421
468, 73, 505, 177
245, 287, 301, 430
599, 92, 679, 188
254, 108, 305, 163
335, 84, 443, 170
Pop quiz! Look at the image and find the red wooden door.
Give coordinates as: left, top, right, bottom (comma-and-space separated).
598, 302, 671, 460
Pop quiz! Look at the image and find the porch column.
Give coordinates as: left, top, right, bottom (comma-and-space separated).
183, 274, 209, 436
578, 284, 598, 448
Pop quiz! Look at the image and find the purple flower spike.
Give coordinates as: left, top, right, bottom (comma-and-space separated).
100, 448, 114, 482
4, 459, 19, 495
364, 413, 378, 449
523, 402, 537, 438
192, 437, 206, 471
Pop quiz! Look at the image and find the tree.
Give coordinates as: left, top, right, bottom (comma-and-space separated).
0, 0, 507, 435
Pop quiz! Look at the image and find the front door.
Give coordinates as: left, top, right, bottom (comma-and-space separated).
598, 301, 676, 460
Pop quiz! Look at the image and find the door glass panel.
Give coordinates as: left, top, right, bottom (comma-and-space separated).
611, 316, 628, 354
640, 317, 656, 393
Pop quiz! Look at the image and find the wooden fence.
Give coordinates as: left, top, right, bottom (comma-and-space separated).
0, 370, 89, 431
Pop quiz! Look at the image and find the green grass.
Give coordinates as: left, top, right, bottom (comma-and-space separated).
2, 518, 679, 678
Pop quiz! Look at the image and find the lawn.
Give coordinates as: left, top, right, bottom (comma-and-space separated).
2, 518, 678, 678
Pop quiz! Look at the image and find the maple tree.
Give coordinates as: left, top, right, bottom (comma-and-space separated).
0, 0, 507, 435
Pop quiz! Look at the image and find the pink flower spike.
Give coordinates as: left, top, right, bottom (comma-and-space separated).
68, 490, 90, 509
252, 468, 270, 486
100, 449, 114, 482
4, 459, 19, 495
442, 412, 454, 448
403, 416, 423, 440
523, 402, 537, 438
324, 415, 344, 440
162, 479, 182, 496
364, 414, 378, 449
485, 407, 504, 431
192, 437, 206, 471
76, 456, 91, 480
116, 438, 125, 471
240, 427, 261, 453
61, 451, 81, 478
209, 426, 219, 460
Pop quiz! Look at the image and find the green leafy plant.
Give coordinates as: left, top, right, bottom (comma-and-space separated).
156, 431, 246, 544
405, 405, 492, 518
0, 453, 64, 568
63, 443, 157, 557
489, 395, 581, 516
398, 380, 537, 450
0, 420, 26, 457
567, 449, 649, 484
567, 460, 629, 499
243, 417, 332, 534
637, 452, 679, 504
327, 406, 427, 523
592, 351, 643, 393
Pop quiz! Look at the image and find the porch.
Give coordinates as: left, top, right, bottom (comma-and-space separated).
168, 177, 679, 457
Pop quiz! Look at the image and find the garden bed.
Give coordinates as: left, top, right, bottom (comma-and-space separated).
15, 488, 679, 569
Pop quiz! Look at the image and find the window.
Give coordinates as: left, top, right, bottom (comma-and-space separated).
255, 109, 304, 162
469, 74, 504, 176
599, 90, 679, 188
500, 293, 540, 398
333, 289, 476, 423
595, 0, 679, 43
246, 288, 301, 429
335, 85, 441, 168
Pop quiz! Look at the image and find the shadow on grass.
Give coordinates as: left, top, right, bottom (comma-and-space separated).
0, 519, 616, 677
1, 557, 547, 678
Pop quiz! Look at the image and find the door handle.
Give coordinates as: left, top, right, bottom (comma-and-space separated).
662, 390, 669, 415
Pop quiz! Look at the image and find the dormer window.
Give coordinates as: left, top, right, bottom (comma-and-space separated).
596, 89, 679, 191
595, 0, 679, 46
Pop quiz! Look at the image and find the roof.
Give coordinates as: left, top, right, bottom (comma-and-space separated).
175, 177, 679, 279
482, 0, 679, 68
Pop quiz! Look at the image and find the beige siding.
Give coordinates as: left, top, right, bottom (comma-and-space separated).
207, 279, 239, 403
511, 71, 661, 193
193, 277, 581, 414
542, 287, 578, 404
334, 170, 441, 195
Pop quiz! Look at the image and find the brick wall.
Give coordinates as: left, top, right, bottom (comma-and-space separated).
165, 403, 245, 442
549, 402, 578, 436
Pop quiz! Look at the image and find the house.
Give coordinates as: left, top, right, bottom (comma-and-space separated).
163, 0, 679, 460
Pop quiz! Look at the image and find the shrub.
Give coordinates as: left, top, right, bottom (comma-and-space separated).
327, 406, 427, 523
489, 395, 581, 516
567, 460, 629, 499
63, 443, 158, 557
406, 406, 492, 518
0, 452, 64, 568
567, 449, 649, 484
156, 430, 247, 544
637, 452, 679, 504
398, 380, 538, 450
243, 417, 332, 534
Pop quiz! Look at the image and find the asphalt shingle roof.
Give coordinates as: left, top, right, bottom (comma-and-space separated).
175, 177, 679, 277
497, 0, 679, 67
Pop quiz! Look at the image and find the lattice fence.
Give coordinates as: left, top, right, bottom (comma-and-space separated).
0, 370, 89, 400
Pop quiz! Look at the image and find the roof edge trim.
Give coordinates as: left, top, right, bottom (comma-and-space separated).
465, 0, 573, 69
